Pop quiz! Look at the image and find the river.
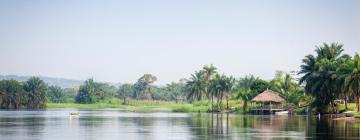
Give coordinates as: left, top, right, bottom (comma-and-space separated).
0, 109, 359, 140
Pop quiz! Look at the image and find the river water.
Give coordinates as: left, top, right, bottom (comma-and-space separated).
0, 109, 359, 140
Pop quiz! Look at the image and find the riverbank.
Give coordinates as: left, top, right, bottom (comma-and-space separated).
47, 100, 242, 113
46, 102, 210, 112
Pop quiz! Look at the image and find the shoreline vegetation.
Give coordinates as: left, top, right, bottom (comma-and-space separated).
1, 42, 360, 118
46, 100, 241, 113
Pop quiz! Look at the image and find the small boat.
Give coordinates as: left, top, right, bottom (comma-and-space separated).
69, 112, 80, 118
275, 111, 289, 115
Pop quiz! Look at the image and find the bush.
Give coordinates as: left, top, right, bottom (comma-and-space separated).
172, 105, 192, 112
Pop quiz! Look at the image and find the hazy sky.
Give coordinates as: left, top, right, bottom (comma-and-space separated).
0, 0, 359, 84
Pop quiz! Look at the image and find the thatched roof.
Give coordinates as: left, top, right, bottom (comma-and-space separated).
251, 90, 286, 103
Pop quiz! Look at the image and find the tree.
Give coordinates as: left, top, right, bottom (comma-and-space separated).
270, 71, 304, 105
237, 89, 256, 113
336, 55, 353, 110
118, 84, 134, 104
250, 79, 270, 94
209, 74, 234, 111
185, 71, 206, 102
75, 78, 107, 104
166, 82, 186, 103
133, 74, 157, 100
345, 53, 360, 112
23, 77, 47, 108
47, 86, 66, 103
202, 64, 217, 99
235, 75, 258, 112
299, 43, 346, 113
0, 80, 25, 109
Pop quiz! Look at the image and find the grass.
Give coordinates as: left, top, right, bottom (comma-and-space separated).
46, 99, 212, 112
338, 103, 357, 113
48, 100, 360, 115
46, 99, 245, 113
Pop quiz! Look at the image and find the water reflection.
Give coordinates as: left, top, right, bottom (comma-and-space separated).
0, 111, 46, 140
1, 109, 360, 140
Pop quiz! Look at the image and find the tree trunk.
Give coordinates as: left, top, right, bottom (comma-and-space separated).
243, 101, 247, 113
217, 91, 220, 111
123, 97, 127, 104
219, 94, 223, 110
330, 101, 337, 114
226, 95, 229, 110
211, 95, 214, 112
344, 94, 348, 110
356, 94, 360, 112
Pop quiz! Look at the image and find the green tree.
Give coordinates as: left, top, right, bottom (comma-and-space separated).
250, 79, 270, 94
75, 78, 107, 104
209, 74, 234, 111
270, 71, 305, 105
133, 74, 157, 100
235, 75, 257, 112
23, 77, 47, 108
299, 43, 346, 113
118, 83, 134, 104
336, 55, 353, 110
0, 80, 25, 109
47, 85, 66, 103
185, 71, 206, 102
345, 54, 360, 112
166, 82, 186, 103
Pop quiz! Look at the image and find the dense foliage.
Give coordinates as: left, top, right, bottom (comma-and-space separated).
75, 79, 116, 104
0, 77, 47, 109
299, 43, 360, 113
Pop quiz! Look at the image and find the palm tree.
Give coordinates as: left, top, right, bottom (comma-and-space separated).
202, 64, 217, 101
0, 80, 25, 109
299, 43, 345, 113
185, 71, 206, 102
209, 74, 234, 111
235, 75, 257, 112
202, 64, 217, 80
336, 55, 353, 110
345, 54, 360, 112
23, 77, 47, 108
237, 89, 255, 113
223, 76, 235, 110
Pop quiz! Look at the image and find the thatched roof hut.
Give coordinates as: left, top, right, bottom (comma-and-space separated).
251, 89, 286, 103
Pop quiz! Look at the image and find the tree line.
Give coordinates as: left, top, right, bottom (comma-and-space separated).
0, 42, 359, 114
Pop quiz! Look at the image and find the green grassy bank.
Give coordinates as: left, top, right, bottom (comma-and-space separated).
46, 99, 243, 113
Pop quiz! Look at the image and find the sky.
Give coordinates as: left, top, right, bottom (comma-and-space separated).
0, 0, 359, 84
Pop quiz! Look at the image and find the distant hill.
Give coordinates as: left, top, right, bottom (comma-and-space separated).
0, 75, 84, 88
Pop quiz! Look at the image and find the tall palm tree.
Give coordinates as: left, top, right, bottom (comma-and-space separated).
345, 54, 360, 112
202, 64, 217, 81
223, 76, 235, 110
202, 64, 217, 100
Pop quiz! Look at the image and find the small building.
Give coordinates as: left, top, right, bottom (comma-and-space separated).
250, 89, 286, 114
